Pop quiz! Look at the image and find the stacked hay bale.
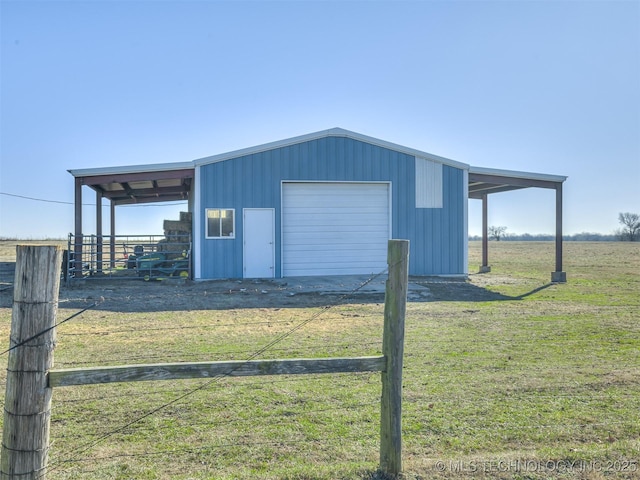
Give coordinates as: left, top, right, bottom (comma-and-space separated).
159, 211, 192, 259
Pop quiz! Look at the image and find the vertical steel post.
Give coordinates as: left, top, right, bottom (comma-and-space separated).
552, 183, 567, 282
480, 194, 491, 273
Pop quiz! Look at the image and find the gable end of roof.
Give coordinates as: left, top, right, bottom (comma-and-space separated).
193, 128, 469, 170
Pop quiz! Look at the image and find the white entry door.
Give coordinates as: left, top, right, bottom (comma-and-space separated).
243, 208, 275, 278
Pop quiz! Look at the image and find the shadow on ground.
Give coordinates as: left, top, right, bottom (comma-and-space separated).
413, 276, 554, 302
0, 261, 557, 313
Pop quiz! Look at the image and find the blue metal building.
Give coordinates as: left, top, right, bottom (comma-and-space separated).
68, 128, 568, 282
192, 128, 469, 279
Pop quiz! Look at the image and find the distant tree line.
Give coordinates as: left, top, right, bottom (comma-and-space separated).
469, 232, 619, 242
470, 212, 639, 242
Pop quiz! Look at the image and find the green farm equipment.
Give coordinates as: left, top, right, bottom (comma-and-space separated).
136, 250, 190, 281
125, 244, 145, 269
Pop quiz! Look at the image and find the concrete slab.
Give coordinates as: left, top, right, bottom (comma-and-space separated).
272, 274, 432, 300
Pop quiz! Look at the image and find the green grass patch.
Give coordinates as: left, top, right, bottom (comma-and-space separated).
0, 241, 638, 479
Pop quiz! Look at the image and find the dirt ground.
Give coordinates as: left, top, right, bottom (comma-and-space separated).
0, 239, 525, 311
0, 262, 522, 314
0, 265, 312, 311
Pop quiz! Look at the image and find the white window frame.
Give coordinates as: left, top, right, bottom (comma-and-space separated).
205, 208, 236, 239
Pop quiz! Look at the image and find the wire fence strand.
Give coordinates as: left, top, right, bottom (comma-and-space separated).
38, 266, 393, 478
1, 252, 638, 479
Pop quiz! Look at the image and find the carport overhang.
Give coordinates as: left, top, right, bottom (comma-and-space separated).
67, 161, 567, 282
67, 163, 194, 275
468, 167, 568, 283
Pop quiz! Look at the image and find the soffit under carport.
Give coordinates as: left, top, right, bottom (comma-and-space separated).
68, 163, 195, 205
468, 166, 567, 198
468, 166, 568, 281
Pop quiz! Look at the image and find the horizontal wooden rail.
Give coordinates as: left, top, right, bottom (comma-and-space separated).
48, 356, 386, 387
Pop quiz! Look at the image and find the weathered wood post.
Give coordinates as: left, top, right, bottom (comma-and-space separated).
1, 246, 63, 480
380, 239, 409, 477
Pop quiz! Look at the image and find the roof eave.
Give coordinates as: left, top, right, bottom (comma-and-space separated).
68, 161, 195, 178
469, 166, 567, 183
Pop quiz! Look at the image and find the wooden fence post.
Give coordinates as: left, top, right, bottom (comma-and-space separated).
1, 246, 63, 480
380, 239, 409, 477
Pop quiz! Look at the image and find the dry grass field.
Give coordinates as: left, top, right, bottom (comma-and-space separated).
0, 239, 68, 260
0, 240, 638, 479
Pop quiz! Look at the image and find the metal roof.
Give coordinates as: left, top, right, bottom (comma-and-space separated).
68, 130, 566, 205
68, 162, 194, 205
192, 127, 471, 170
468, 166, 567, 199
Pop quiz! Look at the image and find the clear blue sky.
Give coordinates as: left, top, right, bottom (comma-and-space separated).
1, 0, 638, 239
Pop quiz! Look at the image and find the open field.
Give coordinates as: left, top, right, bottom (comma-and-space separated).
0, 241, 639, 479
0, 239, 68, 260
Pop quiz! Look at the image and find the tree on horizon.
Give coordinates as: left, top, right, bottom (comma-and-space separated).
618, 212, 640, 241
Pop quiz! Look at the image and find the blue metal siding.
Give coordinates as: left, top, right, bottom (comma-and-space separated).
198, 136, 465, 279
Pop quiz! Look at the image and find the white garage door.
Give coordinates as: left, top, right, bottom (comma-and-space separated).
282, 182, 390, 276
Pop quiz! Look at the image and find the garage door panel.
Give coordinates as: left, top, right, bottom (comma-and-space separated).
284, 204, 387, 213
284, 219, 389, 228
284, 226, 387, 236
283, 215, 388, 227
284, 233, 390, 245
285, 254, 385, 265
284, 256, 385, 266
286, 194, 381, 204
284, 207, 387, 218
285, 241, 388, 254
285, 193, 388, 202
284, 222, 388, 232
284, 264, 385, 276
282, 182, 390, 277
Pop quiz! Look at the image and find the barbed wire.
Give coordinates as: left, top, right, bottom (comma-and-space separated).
50, 370, 379, 407
39, 264, 394, 477
53, 341, 382, 368
51, 345, 636, 370
0, 301, 102, 357
56, 318, 308, 335
46, 418, 637, 472
51, 394, 637, 438
55, 314, 382, 337
53, 398, 382, 440
51, 434, 370, 466
1, 254, 637, 478
54, 318, 638, 343
53, 415, 635, 447
49, 375, 638, 410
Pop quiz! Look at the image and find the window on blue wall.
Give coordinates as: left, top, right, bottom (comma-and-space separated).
206, 209, 235, 238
